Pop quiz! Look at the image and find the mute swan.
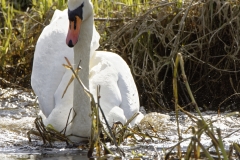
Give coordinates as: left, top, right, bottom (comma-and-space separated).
31, 0, 143, 142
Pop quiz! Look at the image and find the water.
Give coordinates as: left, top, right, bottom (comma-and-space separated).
1, 88, 240, 159
0, 88, 93, 159
0, 154, 89, 160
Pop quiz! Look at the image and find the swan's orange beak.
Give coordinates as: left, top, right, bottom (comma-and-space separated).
66, 16, 82, 48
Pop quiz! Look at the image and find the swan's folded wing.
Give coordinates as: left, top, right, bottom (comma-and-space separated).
31, 9, 73, 117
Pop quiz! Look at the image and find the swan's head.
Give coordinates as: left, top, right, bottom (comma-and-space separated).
66, 0, 93, 48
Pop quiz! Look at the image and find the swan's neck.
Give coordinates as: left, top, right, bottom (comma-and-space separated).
71, 15, 93, 140
73, 16, 93, 86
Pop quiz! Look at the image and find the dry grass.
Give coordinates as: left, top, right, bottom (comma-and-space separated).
99, 0, 240, 111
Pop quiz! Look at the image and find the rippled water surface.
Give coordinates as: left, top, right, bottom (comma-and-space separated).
0, 88, 92, 159
1, 88, 240, 159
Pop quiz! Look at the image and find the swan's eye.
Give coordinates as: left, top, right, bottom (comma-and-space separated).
74, 16, 77, 29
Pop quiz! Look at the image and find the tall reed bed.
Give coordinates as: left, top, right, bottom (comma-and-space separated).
103, 0, 240, 112
0, 0, 67, 87
0, 0, 154, 88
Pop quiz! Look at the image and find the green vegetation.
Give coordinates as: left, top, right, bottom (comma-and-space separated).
0, 0, 151, 88
0, 0, 67, 88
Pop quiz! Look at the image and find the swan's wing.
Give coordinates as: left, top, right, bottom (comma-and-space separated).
90, 58, 122, 110
31, 9, 73, 117
90, 51, 142, 126
90, 62, 125, 127
43, 70, 74, 132
90, 52, 123, 114
115, 57, 144, 125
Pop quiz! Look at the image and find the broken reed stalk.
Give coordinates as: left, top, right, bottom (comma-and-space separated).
178, 53, 221, 158
175, 53, 212, 158
172, 53, 240, 159
172, 53, 207, 159
178, 53, 226, 158
178, 53, 203, 119
172, 53, 202, 159
173, 52, 182, 157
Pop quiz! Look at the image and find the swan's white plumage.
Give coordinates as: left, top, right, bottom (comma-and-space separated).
31, 9, 73, 117
90, 51, 141, 125
31, 0, 143, 142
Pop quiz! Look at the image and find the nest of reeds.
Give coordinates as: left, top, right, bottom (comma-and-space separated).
27, 57, 167, 158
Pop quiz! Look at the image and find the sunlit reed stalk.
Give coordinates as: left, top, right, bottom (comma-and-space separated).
173, 52, 182, 158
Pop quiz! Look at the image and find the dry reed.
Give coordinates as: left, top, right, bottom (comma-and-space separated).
99, 0, 240, 111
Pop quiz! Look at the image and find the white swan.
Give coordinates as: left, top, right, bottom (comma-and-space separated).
31, 0, 143, 142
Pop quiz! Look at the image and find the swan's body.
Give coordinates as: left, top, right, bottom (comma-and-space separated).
31, 0, 143, 142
